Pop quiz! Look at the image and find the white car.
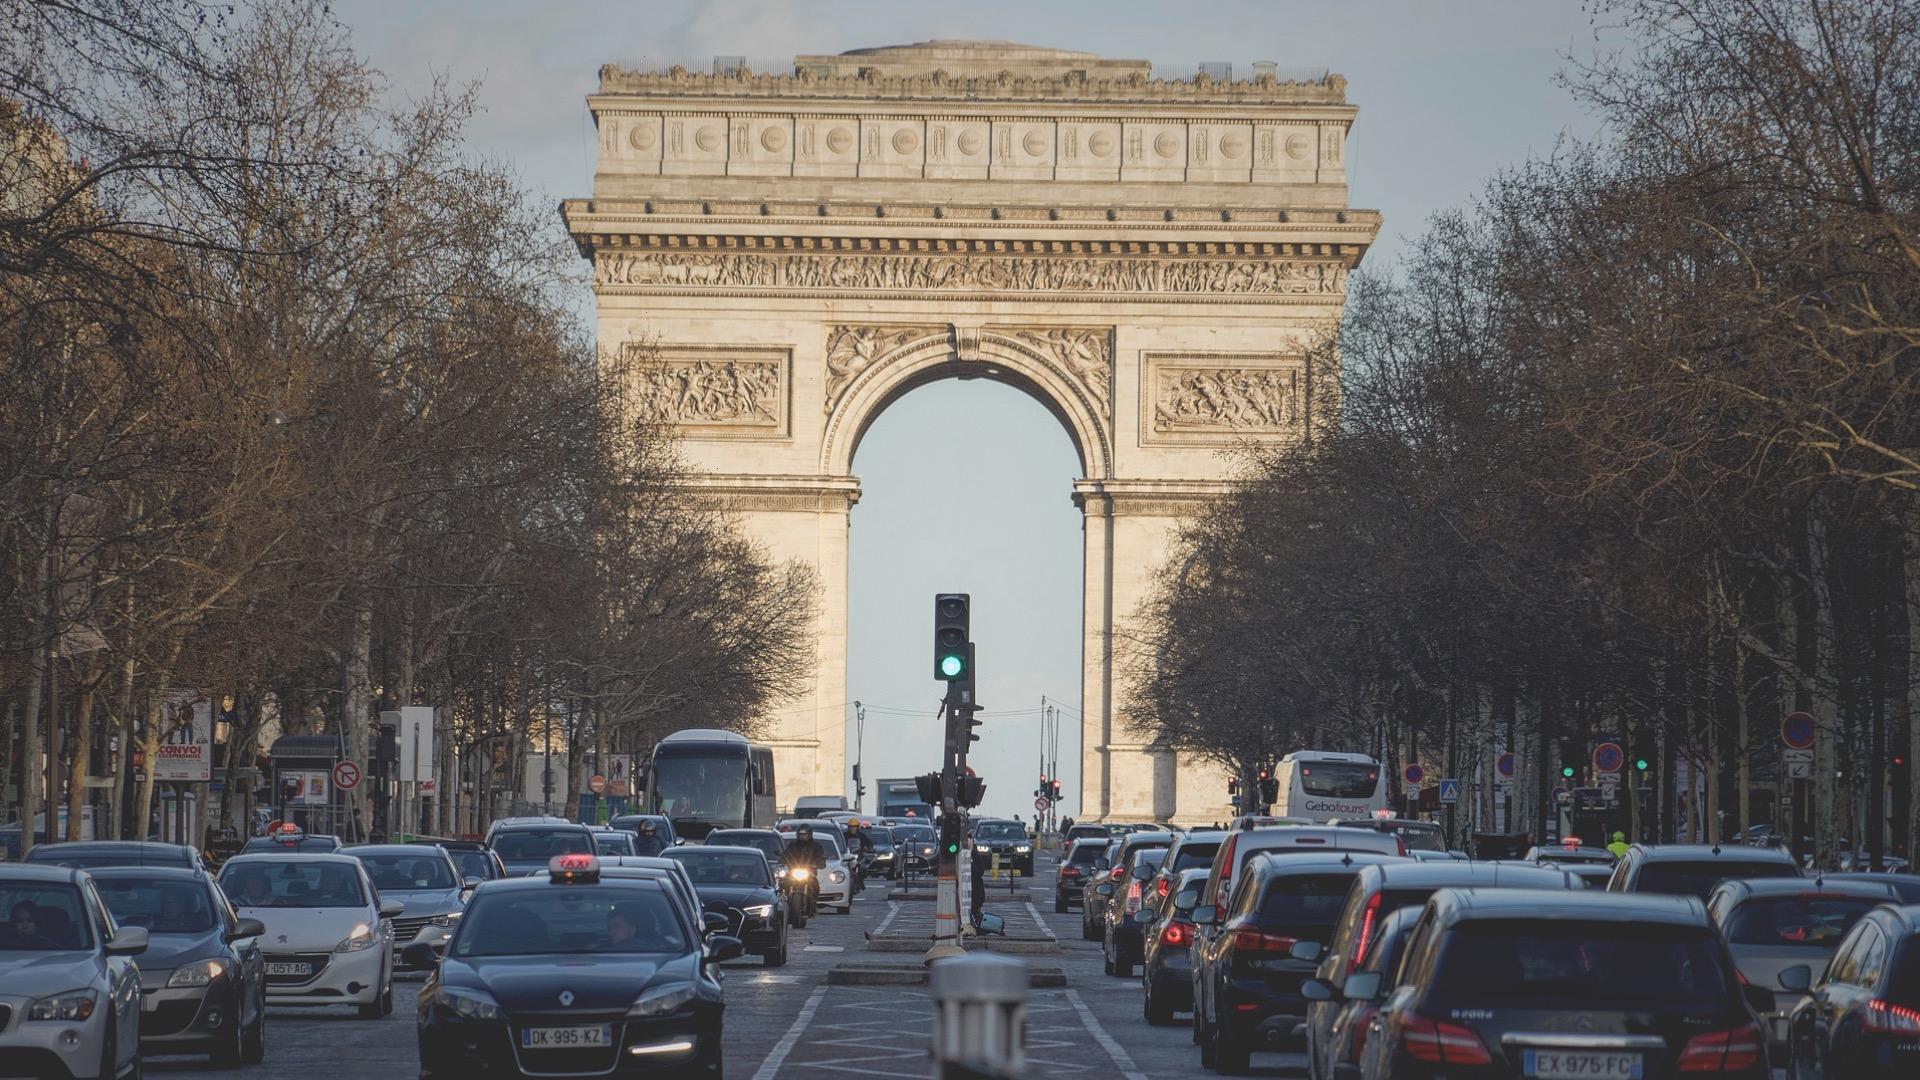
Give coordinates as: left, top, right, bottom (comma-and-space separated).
0, 864, 149, 1079
772, 826, 853, 913
216, 853, 399, 1018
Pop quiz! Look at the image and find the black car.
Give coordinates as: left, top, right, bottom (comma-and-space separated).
347, 843, 471, 967
91, 866, 267, 1065
1098, 847, 1169, 977
1606, 842, 1800, 898
1348, 888, 1771, 1080
892, 823, 938, 875
411, 855, 736, 1076
1056, 837, 1112, 913
25, 840, 207, 871
1304, 905, 1423, 1080
487, 822, 598, 877
1782, 901, 1920, 1079
240, 832, 343, 854
1823, 872, 1920, 904
663, 846, 789, 965
1192, 852, 1403, 1073
1142, 867, 1209, 1024
1151, 830, 1227, 913
970, 819, 1035, 876
1334, 818, 1447, 854
1083, 840, 1125, 940
410, 838, 509, 883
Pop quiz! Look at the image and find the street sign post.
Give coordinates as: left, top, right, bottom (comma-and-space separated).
1495, 752, 1516, 782
1033, 797, 1048, 813
1784, 747, 1813, 779
1438, 778, 1461, 804
331, 760, 361, 792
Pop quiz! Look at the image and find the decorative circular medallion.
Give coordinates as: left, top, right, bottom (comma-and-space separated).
1023, 130, 1049, 157
760, 126, 787, 153
694, 125, 720, 152
628, 124, 655, 151
1154, 131, 1180, 158
1285, 132, 1310, 160
1087, 131, 1114, 157
1220, 132, 1247, 159
826, 126, 854, 154
957, 130, 984, 156
891, 128, 919, 155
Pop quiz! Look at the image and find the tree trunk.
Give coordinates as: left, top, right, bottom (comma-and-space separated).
65, 658, 100, 841
109, 649, 134, 840
1905, 501, 1920, 865
17, 648, 44, 855
344, 599, 375, 839
1808, 509, 1841, 869
134, 687, 163, 842
1736, 641, 1752, 845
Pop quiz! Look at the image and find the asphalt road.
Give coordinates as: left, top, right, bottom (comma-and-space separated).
146, 853, 1263, 1079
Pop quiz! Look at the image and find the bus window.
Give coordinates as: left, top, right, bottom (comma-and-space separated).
1299, 762, 1380, 798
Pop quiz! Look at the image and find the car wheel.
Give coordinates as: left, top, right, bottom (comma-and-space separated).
1214, 1025, 1250, 1075
1198, 1016, 1217, 1068
765, 935, 788, 966
1055, 895, 1068, 914
1114, 943, 1134, 978
704, 1042, 723, 1076
242, 997, 266, 1065
212, 994, 247, 1068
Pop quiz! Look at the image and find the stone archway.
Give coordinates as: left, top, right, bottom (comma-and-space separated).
564, 40, 1379, 822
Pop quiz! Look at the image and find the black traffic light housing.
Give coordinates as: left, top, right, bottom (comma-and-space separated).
1558, 738, 1581, 781
1258, 769, 1279, 805
940, 813, 965, 856
934, 594, 970, 681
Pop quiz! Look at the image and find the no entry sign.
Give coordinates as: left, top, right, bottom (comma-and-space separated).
331, 760, 362, 791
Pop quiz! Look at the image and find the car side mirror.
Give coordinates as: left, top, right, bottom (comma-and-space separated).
228, 918, 266, 942
701, 911, 730, 935
106, 926, 149, 956
1342, 971, 1382, 1002
1289, 940, 1324, 963
1742, 983, 1775, 1015
463, 877, 484, 891
401, 941, 440, 968
378, 899, 405, 918
1191, 904, 1219, 926
1301, 977, 1336, 1002
1130, 864, 1154, 881
1094, 883, 1116, 897
706, 934, 744, 963
1777, 964, 1813, 993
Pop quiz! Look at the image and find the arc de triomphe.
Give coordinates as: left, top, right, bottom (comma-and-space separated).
563, 41, 1378, 823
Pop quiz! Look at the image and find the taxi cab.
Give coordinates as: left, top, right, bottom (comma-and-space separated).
411, 853, 738, 1077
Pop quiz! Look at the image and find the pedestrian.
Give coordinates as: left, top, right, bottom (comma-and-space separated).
1607, 831, 1629, 859
969, 842, 986, 924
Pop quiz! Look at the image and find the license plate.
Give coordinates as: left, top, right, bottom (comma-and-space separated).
521, 1025, 613, 1049
264, 962, 311, 976
1524, 1050, 1643, 1079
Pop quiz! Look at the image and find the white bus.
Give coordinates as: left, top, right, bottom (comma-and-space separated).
1272, 751, 1388, 822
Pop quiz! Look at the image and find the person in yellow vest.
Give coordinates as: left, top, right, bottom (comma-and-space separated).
1607, 831, 1629, 859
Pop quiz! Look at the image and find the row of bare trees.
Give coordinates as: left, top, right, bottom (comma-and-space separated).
1125, 0, 1920, 866
1, 1, 816, 850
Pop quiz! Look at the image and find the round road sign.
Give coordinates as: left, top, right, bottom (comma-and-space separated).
331, 760, 361, 791
588, 774, 606, 794
1782, 711, 1816, 750
1034, 797, 1049, 813
1592, 742, 1624, 774
1496, 752, 1516, 779
1403, 763, 1425, 786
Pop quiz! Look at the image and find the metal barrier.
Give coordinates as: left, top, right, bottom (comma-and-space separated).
930, 952, 1027, 1079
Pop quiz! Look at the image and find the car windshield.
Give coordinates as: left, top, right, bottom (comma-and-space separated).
1637, 860, 1799, 899
1724, 895, 1879, 947
0, 883, 94, 950
894, 826, 934, 842
1069, 843, 1107, 867
665, 849, 772, 887
95, 878, 218, 933
355, 853, 457, 891
1255, 872, 1357, 934
1298, 761, 1379, 798
1169, 842, 1220, 872
448, 851, 496, 881
27, 846, 189, 869
1384, 825, 1445, 852
491, 829, 594, 860
454, 885, 688, 956
974, 822, 1026, 840
219, 861, 366, 908
707, 833, 786, 859
1434, 920, 1730, 1007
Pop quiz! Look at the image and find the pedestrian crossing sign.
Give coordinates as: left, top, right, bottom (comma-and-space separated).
1438, 778, 1461, 804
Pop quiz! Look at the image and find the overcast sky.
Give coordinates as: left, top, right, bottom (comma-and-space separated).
330, 0, 1607, 820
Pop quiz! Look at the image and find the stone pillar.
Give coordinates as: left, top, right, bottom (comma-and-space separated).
1076, 482, 1114, 823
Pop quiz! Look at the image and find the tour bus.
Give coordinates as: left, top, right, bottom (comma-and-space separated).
1270, 750, 1388, 822
639, 729, 776, 840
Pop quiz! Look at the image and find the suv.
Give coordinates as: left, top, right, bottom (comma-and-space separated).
1330, 818, 1446, 854
0, 864, 150, 1079
484, 821, 597, 877
1783, 901, 1920, 1079
1607, 843, 1800, 898
970, 819, 1034, 876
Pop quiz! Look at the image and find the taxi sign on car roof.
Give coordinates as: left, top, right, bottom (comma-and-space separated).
549, 853, 600, 884
272, 823, 306, 844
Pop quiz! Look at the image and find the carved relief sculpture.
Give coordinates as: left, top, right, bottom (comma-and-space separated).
823, 324, 944, 411
620, 344, 785, 428
1153, 366, 1301, 431
1003, 328, 1112, 416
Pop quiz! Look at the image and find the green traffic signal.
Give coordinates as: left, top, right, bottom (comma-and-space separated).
940, 653, 965, 678
1561, 765, 1576, 778
1634, 757, 1650, 771
943, 840, 959, 855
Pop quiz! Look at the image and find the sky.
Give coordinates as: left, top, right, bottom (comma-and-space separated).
328, 0, 1608, 821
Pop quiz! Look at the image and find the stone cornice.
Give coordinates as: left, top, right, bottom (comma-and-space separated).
573, 230, 1369, 261
596, 65, 1349, 108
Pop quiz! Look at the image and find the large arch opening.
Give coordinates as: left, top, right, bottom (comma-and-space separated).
845, 376, 1084, 823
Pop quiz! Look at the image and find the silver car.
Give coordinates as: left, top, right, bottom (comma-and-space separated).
344, 844, 473, 967
0, 864, 149, 1079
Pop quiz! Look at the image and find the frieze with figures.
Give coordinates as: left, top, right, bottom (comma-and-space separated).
1153, 365, 1303, 432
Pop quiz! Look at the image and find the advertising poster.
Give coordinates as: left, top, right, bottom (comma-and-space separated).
154, 690, 212, 782
608, 753, 632, 796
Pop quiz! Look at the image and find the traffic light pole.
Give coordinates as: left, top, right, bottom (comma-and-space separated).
929, 687, 966, 960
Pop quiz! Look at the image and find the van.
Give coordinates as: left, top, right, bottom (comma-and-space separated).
792, 795, 850, 819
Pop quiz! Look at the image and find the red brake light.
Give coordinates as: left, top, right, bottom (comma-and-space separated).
1109, 865, 1126, 881
1865, 999, 1920, 1035
1061, 866, 1080, 878
1350, 891, 1383, 966
1157, 876, 1171, 898
1401, 1014, 1492, 1066
1159, 919, 1191, 947
1228, 927, 1298, 954
1677, 1023, 1764, 1071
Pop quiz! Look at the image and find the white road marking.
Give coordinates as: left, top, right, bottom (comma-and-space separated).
874, 900, 902, 936
1066, 988, 1149, 1080
751, 984, 829, 1080
804, 944, 845, 952
1024, 900, 1058, 939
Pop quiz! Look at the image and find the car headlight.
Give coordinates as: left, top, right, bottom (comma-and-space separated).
828, 869, 846, 883
437, 985, 504, 1021
28, 989, 97, 1022
742, 904, 774, 918
167, 959, 228, 987
975, 845, 990, 853
334, 922, 377, 953
628, 984, 697, 1017
1015, 845, 1031, 853
431, 911, 463, 927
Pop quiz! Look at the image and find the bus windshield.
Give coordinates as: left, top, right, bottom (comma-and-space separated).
1298, 761, 1380, 798
652, 750, 749, 830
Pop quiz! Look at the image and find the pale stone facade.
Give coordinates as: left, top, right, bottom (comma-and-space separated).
562, 41, 1378, 823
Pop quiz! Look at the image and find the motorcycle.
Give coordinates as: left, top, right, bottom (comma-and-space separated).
781, 864, 818, 926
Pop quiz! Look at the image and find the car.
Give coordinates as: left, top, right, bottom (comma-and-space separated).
793, 795, 850, 818
1822, 871, 1920, 903
1083, 840, 1124, 940
1056, 837, 1112, 913
90, 865, 267, 1065
24, 841, 207, 872
1331, 817, 1446, 854
345, 844, 473, 968
487, 821, 599, 877
1151, 830, 1228, 912
1781, 900, 1920, 1079
408, 838, 509, 884
215, 852, 400, 1018
663, 846, 789, 965
1348, 888, 1773, 1080
864, 825, 901, 879
890, 822, 938, 875
1305, 905, 1422, 1080
410, 853, 734, 1076
1197, 825, 1407, 914
969, 819, 1035, 876
1191, 852, 1405, 1073
1607, 842, 1801, 898
1141, 867, 1210, 1024
1524, 843, 1618, 867
239, 830, 343, 855
592, 829, 639, 857
543, 857, 706, 934
1304, 860, 1583, 1080
1706, 876, 1901, 1061
1097, 846, 1169, 976
701, 828, 787, 865
0, 864, 150, 1080
1066, 823, 1112, 844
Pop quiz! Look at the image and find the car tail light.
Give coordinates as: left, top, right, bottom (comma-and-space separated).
1401, 1014, 1492, 1066
1125, 881, 1143, 913
1061, 866, 1080, 878
1396, 837, 1408, 857
1157, 876, 1171, 899
1350, 891, 1383, 966
1346, 1004, 1376, 1062
1228, 926, 1298, 954
1864, 999, 1920, 1035
1677, 1023, 1764, 1072
1217, 834, 1239, 897
1159, 919, 1192, 947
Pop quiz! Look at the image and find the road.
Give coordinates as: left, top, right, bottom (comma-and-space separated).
146, 850, 1296, 1079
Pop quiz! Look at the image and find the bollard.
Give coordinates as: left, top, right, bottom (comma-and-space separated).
930, 952, 1027, 1079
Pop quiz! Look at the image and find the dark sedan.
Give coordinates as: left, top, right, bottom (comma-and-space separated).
1141, 867, 1208, 1024
1782, 900, 1920, 1080
663, 846, 789, 965
25, 840, 206, 871
409, 839, 509, 883
970, 819, 1035, 876
91, 866, 267, 1065
411, 856, 736, 1077
1056, 838, 1111, 913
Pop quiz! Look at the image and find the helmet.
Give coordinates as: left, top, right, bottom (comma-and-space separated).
1612, 831, 1625, 842
796, 825, 812, 837
639, 821, 657, 834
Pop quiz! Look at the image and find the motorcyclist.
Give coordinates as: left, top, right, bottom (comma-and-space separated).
844, 820, 875, 892
632, 819, 670, 856
782, 826, 825, 917
1606, 831, 1629, 859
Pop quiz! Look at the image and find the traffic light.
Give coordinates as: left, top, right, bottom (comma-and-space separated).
1228, 777, 1240, 796
1634, 756, 1650, 773
934, 593, 970, 681
1050, 779, 1062, 801
1258, 767, 1278, 805
1558, 738, 1580, 780
962, 696, 982, 744
940, 813, 965, 856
